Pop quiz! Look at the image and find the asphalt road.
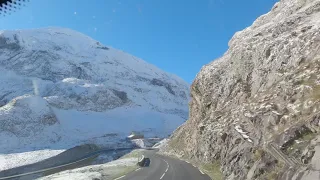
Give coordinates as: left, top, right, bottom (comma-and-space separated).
122, 150, 211, 180
0, 148, 211, 180
0, 147, 134, 180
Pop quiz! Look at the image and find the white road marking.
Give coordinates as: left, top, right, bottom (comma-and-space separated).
135, 168, 141, 171
160, 173, 166, 179
199, 169, 205, 174
114, 175, 126, 180
160, 159, 170, 179
193, 164, 197, 168
186, 161, 190, 164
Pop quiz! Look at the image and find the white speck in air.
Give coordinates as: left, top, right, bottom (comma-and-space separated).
32, 79, 39, 96
94, 28, 97, 32
74, 12, 77, 15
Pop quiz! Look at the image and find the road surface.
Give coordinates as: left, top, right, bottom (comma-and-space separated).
0, 148, 211, 180
121, 150, 211, 180
0, 147, 134, 180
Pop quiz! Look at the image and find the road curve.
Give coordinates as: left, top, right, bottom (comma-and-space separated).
0, 147, 135, 180
122, 150, 211, 180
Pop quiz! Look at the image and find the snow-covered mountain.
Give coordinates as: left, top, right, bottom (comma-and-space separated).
0, 27, 189, 152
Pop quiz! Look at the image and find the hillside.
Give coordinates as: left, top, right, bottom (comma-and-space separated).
0, 27, 189, 154
164, 0, 320, 179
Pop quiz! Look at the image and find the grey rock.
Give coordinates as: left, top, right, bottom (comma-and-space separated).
164, 0, 320, 179
0, 95, 59, 142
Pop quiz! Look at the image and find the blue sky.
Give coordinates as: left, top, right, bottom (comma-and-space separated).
0, 0, 278, 83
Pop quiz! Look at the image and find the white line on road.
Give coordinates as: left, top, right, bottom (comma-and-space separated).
199, 169, 205, 174
160, 173, 166, 179
114, 175, 126, 180
193, 164, 197, 168
135, 168, 141, 171
186, 161, 190, 163
165, 160, 169, 171
160, 159, 169, 179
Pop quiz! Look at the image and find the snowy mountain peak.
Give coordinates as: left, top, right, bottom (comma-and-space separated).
0, 27, 187, 85
0, 27, 189, 152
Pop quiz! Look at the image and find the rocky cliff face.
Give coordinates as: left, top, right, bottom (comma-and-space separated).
165, 0, 320, 179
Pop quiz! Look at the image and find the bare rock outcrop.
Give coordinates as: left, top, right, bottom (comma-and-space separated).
165, 0, 320, 179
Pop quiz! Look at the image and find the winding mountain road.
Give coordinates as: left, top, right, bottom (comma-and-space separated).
121, 150, 211, 180
0, 148, 211, 180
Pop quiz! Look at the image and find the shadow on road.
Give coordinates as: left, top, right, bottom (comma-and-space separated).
0, 144, 98, 178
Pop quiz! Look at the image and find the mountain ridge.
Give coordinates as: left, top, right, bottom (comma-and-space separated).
0, 27, 189, 154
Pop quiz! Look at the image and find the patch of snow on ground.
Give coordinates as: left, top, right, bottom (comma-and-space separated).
54, 106, 185, 143
131, 139, 154, 148
37, 155, 138, 180
235, 125, 253, 143
0, 105, 181, 171
153, 138, 169, 149
0, 149, 65, 171
0, 105, 184, 155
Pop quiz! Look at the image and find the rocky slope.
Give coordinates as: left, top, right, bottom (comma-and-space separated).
0, 27, 189, 153
164, 0, 320, 179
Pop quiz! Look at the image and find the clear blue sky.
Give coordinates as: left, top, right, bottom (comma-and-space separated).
0, 0, 278, 83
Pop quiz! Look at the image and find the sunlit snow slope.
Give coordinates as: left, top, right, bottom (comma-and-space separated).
0, 27, 189, 152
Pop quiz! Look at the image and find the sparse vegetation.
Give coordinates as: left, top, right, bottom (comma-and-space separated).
264, 161, 285, 180
253, 148, 265, 161
168, 130, 186, 150
120, 149, 143, 159
310, 84, 320, 100
285, 131, 317, 155
286, 142, 301, 154
296, 73, 320, 100
199, 161, 223, 180
277, 68, 287, 74
300, 74, 317, 86
276, 124, 287, 134
110, 150, 143, 179
111, 166, 138, 179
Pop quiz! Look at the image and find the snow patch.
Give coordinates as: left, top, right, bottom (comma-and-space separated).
0, 149, 65, 171
235, 125, 253, 143
0, 27, 189, 170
